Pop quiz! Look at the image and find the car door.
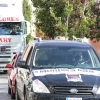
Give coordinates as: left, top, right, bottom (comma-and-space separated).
16, 44, 33, 100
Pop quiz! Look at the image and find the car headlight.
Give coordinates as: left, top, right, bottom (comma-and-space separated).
97, 87, 100, 94
32, 79, 50, 93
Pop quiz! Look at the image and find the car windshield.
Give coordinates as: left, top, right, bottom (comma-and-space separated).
33, 46, 100, 68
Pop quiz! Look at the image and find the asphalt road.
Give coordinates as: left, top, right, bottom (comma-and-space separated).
0, 71, 12, 100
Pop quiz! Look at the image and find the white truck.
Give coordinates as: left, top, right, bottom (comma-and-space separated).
0, 0, 30, 72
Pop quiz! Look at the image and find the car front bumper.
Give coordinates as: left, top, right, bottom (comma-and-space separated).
28, 92, 100, 100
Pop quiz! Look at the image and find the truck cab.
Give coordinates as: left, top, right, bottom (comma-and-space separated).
0, 1, 30, 72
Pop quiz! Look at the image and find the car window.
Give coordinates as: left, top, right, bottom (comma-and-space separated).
16, 55, 22, 67
26, 46, 33, 66
32, 46, 100, 68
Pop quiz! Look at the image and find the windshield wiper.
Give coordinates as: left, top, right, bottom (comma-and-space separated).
34, 66, 54, 69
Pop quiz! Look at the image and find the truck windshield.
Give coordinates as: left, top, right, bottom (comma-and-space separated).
0, 22, 23, 35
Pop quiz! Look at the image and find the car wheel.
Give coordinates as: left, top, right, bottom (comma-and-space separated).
16, 88, 20, 100
8, 85, 11, 94
11, 87, 15, 99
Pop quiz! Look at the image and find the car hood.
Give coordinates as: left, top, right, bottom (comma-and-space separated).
32, 68, 100, 87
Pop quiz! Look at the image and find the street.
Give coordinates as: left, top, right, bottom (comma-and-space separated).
0, 71, 12, 100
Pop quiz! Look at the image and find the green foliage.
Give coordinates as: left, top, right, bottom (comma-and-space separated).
23, 0, 33, 43
86, 2, 100, 41
22, 0, 32, 22
32, 0, 97, 39
64, 4, 73, 16
68, 0, 95, 38
26, 34, 33, 44
32, 0, 71, 39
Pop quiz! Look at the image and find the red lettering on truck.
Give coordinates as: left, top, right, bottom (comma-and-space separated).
0, 38, 12, 42
0, 17, 19, 22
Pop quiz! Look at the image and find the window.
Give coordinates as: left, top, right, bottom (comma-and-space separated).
26, 47, 33, 65
16, 55, 22, 67
0, 22, 22, 35
32, 46, 100, 68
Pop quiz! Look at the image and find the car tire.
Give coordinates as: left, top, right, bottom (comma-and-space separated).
16, 87, 20, 100
8, 85, 11, 94
11, 88, 15, 99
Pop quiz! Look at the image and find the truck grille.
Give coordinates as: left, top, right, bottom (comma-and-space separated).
0, 56, 11, 58
53, 86, 93, 95
0, 46, 11, 66
5, 46, 11, 54
0, 46, 11, 54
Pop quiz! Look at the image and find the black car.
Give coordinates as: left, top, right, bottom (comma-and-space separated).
16, 40, 100, 100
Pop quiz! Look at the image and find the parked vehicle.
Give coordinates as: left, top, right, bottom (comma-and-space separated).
0, 0, 30, 72
16, 40, 100, 100
6, 52, 22, 99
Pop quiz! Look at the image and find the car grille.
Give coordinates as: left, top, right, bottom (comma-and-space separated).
53, 86, 93, 95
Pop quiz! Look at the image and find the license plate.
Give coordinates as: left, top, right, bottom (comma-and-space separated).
66, 98, 82, 100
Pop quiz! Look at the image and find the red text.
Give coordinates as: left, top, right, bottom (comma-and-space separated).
0, 17, 19, 22
0, 38, 12, 42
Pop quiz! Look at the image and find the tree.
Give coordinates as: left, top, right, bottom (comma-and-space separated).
86, 1, 100, 41
22, 0, 32, 22
32, 0, 96, 39
32, 0, 73, 39
22, 0, 33, 43
26, 34, 33, 44
68, 0, 96, 39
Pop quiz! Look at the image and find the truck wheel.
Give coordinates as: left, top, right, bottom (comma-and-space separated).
11, 87, 15, 99
8, 85, 11, 94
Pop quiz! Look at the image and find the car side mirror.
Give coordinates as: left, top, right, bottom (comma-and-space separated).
5, 63, 12, 68
17, 61, 28, 69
